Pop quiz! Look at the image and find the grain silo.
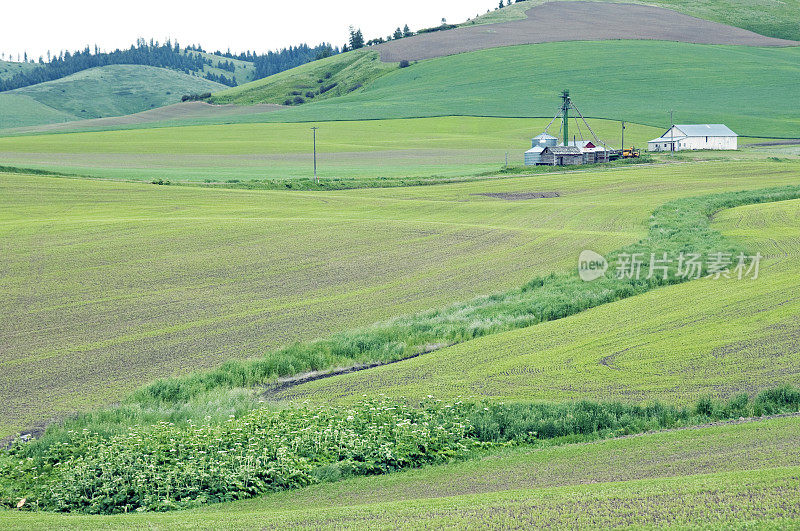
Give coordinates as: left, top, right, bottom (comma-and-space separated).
524, 133, 558, 165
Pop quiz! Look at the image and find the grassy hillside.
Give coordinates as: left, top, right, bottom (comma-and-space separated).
471, 0, 800, 41
2, 413, 798, 526
7, 42, 798, 139
210, 50, 395, 106
185, 50, 257, 84
1, 65, 224, 128
0, 117, 661, 182
0, 60, 38, 81
0, 93, 77, 129
2, 160, 800, 437
212, 41, 800, 138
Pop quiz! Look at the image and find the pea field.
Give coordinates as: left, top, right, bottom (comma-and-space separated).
3, 0, 800, 526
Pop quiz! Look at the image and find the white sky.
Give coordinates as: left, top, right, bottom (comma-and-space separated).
1, 0, 501, 61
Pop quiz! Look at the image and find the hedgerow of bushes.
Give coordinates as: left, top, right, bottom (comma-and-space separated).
3, 387, 800, 514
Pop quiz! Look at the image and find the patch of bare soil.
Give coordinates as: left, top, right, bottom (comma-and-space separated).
473, 191, 561, 200
376, 1, 799, 62
749, 140, 800, 146
4, 101, 287, 135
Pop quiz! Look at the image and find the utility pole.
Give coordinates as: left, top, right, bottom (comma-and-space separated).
621, 120, 626, 151
669, 110, 674, 156
561, 89, 570, 146
311, 127, 319, 182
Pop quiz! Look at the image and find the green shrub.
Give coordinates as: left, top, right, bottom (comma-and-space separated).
6, 387, 800, 514
1, 397, 478, 514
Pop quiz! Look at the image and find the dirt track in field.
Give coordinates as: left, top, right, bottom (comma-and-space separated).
376, 1, 799, 62
473, 191, 561, 200
3, 101, 286, 135
749, 140, 800, 147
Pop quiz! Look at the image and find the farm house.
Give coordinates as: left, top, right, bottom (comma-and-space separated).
648, 124, 738, 151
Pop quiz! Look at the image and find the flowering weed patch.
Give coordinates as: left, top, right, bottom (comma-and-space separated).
3, 387, 800, 514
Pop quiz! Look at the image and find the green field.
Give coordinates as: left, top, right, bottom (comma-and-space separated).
471, 0, 800, 41
2, 415, 797, 527
278, 197, 800, 405
2, 159, 800, 438
225, 41, 800, 139
6, 43, 799, 140
0, 65, 224, 129
2, 3, 800, 523
0, 117, 662, 182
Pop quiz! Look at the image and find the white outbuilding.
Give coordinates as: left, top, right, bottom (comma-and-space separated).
648, 124, 738, 152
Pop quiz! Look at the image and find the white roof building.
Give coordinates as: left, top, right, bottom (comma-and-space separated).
648, 124, 738, 152
567, 140, 608, 153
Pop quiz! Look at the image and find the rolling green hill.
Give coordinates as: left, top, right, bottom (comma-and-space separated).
217, 41, 800, 139
209, 50, 394, 106
471, 0, 800, 42
185, 50, 257, 84
0, 93, 78, 129
0, 60, 38, 81
0, 65, 225, 129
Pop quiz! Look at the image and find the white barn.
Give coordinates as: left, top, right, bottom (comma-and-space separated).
648, 124, 738, 152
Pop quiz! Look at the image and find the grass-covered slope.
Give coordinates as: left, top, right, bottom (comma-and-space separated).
471, 0, 800, 42
209, 50, 395, 106
3, 160, 799, 437
0, 93, 78, 129
9, 42, 799, 139
185, 50, 256, 84
0, 65, 224, 128
245, 41, 800, 139
280, 196, 800, 405
0, 60, 38, 81
0, 165, 645, 437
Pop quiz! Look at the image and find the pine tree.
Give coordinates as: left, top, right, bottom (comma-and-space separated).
349, 27, 365, 49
